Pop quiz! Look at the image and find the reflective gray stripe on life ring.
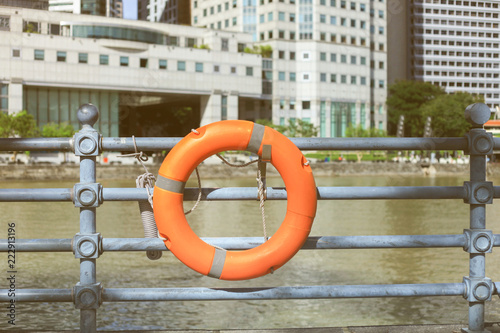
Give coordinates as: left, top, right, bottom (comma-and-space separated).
247, 123, 265, 154
208, 247, 226, 279
155, 175, 186, 194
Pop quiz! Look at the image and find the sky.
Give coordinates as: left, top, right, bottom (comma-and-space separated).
122, 0, 138, 20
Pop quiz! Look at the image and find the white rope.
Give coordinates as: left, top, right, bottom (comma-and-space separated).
256, 166, 268, 241
184, 167, 202, 215
216, 153, 268, 243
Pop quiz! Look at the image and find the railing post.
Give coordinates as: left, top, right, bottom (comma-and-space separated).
462, 103, 494, 333
72, 104, 103, 333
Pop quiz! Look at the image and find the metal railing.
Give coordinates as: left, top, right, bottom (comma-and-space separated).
0, 103, 499, 333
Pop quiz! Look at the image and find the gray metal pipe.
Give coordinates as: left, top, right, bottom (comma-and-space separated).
0, 137, 73, 151
0, 283, 466, 303
0, 234, 478, 252
102, 283, 466, 302
0, 186, 470, 202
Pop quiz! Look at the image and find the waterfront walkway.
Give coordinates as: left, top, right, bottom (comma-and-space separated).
47, 323, 499, 333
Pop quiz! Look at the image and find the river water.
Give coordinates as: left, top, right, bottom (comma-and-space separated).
2, 173, 500, 330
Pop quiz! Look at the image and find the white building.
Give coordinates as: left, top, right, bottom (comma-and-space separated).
49, 0, 123, 18
388, 0, 500, 111
0, 6, 263, 137
192, 0, 388, 136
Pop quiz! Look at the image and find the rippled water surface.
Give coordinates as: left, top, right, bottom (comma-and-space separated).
2, 172, 500, 330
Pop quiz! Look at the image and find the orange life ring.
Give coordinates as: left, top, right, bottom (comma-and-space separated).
153, 120, 317, 280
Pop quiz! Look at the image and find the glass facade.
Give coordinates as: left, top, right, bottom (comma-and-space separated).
23, 87, 119, 137
330, 102, 355, 137
320, 101, 326, 137
0, 84, 8, 112
71, 24, 167, 45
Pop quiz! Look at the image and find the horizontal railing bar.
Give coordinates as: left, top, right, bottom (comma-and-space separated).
0, 283, 467, 303
103, 283, 466, 301
101, 137, 468, 152
1, 234, 490, 252
0, 186, 470, 202
0, 137, 471, 152
0, 138, 73, 152
0, 188, 72, 201
0, 289, 73, 302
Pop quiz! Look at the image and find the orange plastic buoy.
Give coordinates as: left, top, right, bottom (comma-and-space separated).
153, 120, 317, 280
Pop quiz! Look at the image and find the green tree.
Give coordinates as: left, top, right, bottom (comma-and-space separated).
41, 122, 76, 137
244, 45, 273, 58
386, 80, 444, 137
0, 111, 39, 138
345, 125, 386, 137
256, 119, 318, 137
420, 92, 484, 137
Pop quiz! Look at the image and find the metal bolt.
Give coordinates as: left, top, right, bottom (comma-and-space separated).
473, 185, 492, 204
472, 282, 491, 301
472, 134, 493, 154
77, 136, 97, 155
78, 187, 97, 206
473, 233, 492, 253
78, 238, 97, 257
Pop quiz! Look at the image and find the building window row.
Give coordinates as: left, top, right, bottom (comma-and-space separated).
417, 8, 499, 19
418, 48, 500, 59
32, 49, 253, 75
420, 0, 499, 8
414, 28, 500, 40
0, 84, 8, 112
319, 0, 368, 12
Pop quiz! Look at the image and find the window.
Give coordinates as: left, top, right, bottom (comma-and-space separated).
341, 75, 347, 83
351, 76, 357, 84
341, 0, 346, 8
330, 74, 336, 82
0, 84, 8, 112
290, 100, 296, 110
290, 72, 296, 81
159, 59, 167, 69
303, 73, 310, 81
12, 49, 20, 58
34, 49, 44, 61
350, 1, 355, 9
360, 56, 366, 65
246, 67, 253, 76
320, 73, 327, 82
379, 26, 384, 35
279, 71, 285, 81
140, 58, 148, 68
0, 15, 9, 31
290, 13, 295, 22
379, 61, 384, 69
330, 16, 337, 24
341, 54, 347, 63
57, 51, 66, 62
379, 10, 384, 18
279, 12, 285, 21
379, 80, 385, 88
221, 95, 227, 120
79, 53, 88, 64
195, 62, 203, 72
120, 56, 129, 67
279, 30, 285, 39
221, 38, 229, 51
360, 76, 366, 85
279, 50, 285, 59
231, 66, 237, 74
320, 14, 326, 23
232, 17, 237, 25
100, 54, 109, 65
290, 52, 296, 60
320, 52, 327, 61
341, 18, 347, 26
268, 12, 273, 21
350, 55, 356, 64
178, 61, 186, 71
302, 52, 310, 60
330, 53, 337, 62
214, 65, 220, 73
302, 101, 311, 110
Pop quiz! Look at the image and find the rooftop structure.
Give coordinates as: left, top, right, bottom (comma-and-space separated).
0, 6, 263, 136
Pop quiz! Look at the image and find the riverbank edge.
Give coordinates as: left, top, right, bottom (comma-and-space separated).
0, 161, 494, 181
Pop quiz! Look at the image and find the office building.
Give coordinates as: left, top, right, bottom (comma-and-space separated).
388, 0, 500, 110
138, 0, 191, 25
0, 6, 262, 137
49, 0, 123, 17
191, 0, 388, 136
0, 0, 49, 10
